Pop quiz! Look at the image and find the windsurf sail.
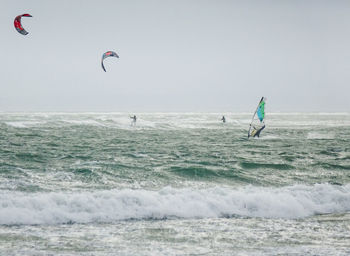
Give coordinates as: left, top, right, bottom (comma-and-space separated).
248, 97, 266, 138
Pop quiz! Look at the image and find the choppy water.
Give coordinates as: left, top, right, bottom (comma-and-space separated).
0, 113, 350, 255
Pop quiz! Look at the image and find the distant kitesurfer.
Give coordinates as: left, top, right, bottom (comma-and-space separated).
221, 116, 226, 123
130, 115, 137, 125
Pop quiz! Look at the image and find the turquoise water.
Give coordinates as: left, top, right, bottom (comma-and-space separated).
0, 113, 350, 255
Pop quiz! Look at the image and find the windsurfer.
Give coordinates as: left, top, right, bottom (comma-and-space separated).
251, 124, 265, 137
248, 97, 266, 138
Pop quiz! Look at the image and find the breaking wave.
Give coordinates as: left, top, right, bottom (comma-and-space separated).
1, 184, 349, 225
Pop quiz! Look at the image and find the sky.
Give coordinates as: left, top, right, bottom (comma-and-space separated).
1, 0, 350, 112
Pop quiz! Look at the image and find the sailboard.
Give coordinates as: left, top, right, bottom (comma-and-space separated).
248, 97, 266, 138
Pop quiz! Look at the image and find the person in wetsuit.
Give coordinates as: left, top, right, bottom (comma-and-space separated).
251, 124, 265, 137
130, 115, 137, 125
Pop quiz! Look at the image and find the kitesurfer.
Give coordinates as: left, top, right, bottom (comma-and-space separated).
130, 115, 137, 125
221, 116, 226, 123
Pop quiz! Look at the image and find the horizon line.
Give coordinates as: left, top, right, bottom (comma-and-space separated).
0, 111, 349, 115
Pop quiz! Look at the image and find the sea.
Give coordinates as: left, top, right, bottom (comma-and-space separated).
0, 112, 349, 256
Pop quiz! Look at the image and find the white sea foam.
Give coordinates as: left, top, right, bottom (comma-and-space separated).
62, 119, 105, 126
2, 112, 350, 131
258, 135, 280, 140
5, 121, 45, 128
0, 184, 349, 225
307, 132, 335, 139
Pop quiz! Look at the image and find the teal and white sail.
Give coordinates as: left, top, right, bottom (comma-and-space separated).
248, 97, 266, 138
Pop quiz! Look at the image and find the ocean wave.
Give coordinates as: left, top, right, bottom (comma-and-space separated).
307, 132, 335, 140
0, 184, 349, 225
5, 121, 46, 128
61, 119, 105, 126
2, 112, 350, 131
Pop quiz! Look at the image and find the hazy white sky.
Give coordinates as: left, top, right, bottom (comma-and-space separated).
1, 0, 350, 112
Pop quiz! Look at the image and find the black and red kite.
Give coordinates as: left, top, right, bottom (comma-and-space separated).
101, 51, 119, 72
14, 14, 32, 35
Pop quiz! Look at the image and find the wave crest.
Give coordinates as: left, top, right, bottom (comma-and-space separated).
1, 184, 349, 225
